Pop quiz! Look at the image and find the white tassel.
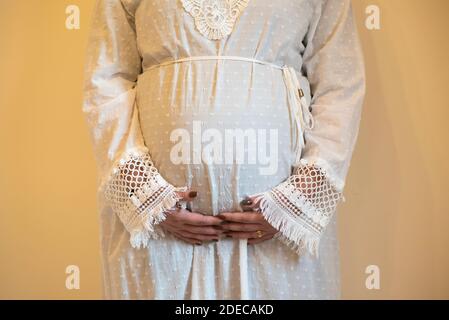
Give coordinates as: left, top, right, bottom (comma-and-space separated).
130, 229, 150, 249
254, 192, 321, 257
128, 186, 185, 249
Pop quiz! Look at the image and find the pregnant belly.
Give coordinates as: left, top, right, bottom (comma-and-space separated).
136, 66, 295, 215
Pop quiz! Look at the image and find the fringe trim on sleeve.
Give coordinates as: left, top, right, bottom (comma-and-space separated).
126, 184, 187, 249
103, 147, 188, 249
254, 191, 321, 257
251, 162, 344, 257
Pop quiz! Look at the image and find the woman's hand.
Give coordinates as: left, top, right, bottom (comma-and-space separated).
159, 191, 225, 245
217, 196, 278, 245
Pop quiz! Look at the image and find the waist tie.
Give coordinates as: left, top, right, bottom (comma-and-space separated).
145, 55, 314, 165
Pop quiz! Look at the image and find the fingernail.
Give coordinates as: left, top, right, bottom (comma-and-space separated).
189, 191, 198, 198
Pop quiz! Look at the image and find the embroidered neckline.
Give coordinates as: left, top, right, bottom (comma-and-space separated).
180, 0, 250, 40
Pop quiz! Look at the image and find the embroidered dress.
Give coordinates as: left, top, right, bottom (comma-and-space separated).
83, 0, 365, 299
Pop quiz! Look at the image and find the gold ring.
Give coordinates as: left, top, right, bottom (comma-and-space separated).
256, 230, 264, 238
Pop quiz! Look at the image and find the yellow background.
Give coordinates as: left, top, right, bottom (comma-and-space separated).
0, 0, 448, 299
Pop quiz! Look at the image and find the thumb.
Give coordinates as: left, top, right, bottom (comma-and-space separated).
176, 190, 198, 201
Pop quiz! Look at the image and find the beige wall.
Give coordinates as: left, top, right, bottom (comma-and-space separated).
0, 0, 448, 299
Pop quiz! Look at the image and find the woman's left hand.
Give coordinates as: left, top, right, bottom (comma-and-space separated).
216, 196, 278, 245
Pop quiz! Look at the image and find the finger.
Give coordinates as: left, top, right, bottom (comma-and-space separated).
242, 195, 263, 209
160, 214, 186, 228
176, 190, 198, 201
248, 195, 264, 208
220, 222, 261, 232
247, 234, 275, 245
222, 231, 255, 239
165, 208, 195, 217
241, 204, 257, 212
181, 212, 224, 226
240, 198, 255, 211
163, 211, 225, 236
171, 232, 202, 245
164, 209, 215, 222
177, 230, 220, 241
217, 212, 263, 223
258, 221, 279, 234
182, 225, 224, 235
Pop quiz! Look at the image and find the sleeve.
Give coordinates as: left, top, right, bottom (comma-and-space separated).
82, 0, 187, 249
251, 0, 366, 256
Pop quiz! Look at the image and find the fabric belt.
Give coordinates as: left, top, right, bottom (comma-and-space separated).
145, 56, 314, 299
144, 55, 315, 166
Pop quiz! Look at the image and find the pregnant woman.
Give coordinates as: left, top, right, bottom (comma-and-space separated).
83, 0, 366, 299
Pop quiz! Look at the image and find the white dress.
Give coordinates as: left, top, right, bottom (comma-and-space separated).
82, 0, 366, 299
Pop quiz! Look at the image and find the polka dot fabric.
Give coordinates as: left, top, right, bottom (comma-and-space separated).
82, 0, 365, 299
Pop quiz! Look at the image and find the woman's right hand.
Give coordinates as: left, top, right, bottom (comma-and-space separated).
159, 191, 225, 245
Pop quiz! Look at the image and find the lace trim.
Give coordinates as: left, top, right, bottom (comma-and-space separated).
252, 163, 343, 256
297, 158, 345, 193
180, 0, 250, 40
104, 149, 187, 248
